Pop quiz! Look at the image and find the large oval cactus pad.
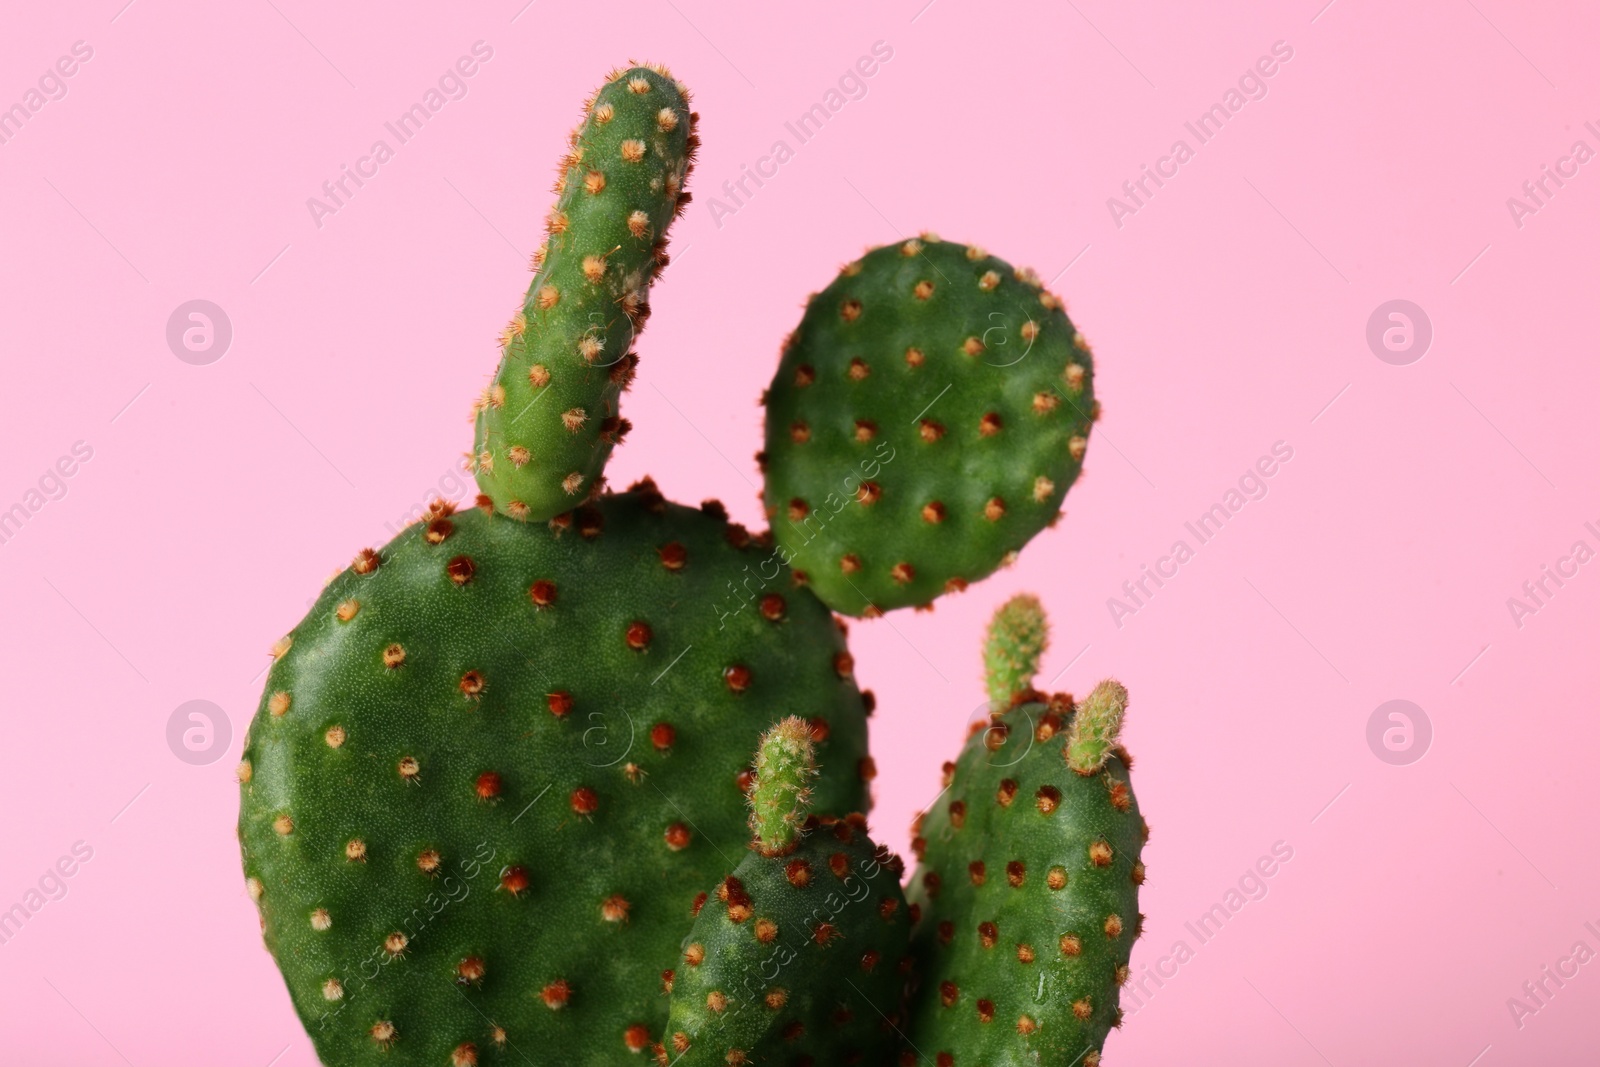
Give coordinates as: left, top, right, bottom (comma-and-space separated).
762, 236, 1098, 615
238, 486, 870, 1066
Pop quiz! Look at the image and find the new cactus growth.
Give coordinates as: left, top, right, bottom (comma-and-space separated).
472, 64, 696, 522
748, 714, 819, 855
1065, 680, 1129, 777
243, 62, 1144, 1067
762, 237, 1098, 615
983, 592, 1049, 710
904, 599, 1144, 1066
661, 718, 912, 1066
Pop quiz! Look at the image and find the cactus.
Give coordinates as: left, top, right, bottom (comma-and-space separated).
237, 487, 872, 1065
243, 60, 1146, 1067
472, 64, 696, 522
660, 718, 912, 1066
761, 237, 1098, 615
903, 601, 1144, 1066
983, 593, 1049, 710
1065, 681, 1129, 779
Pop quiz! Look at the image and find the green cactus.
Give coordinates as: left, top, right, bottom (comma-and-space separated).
983, 593, 1049, 710
237, 486, 872, 1065
904, 600, 1144, 1067
1065, 680, 1129, 777
660, 718, 912, 1066
472, 64, 696, 522
747, 713, 818, 856
761, 236, 1098, 615
244, 59, 1148, 1067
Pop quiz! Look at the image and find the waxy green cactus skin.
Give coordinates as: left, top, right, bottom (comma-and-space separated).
472, 65, 695, 522
761, 237, 1098, 615
903, 604, 1143, 1066
238, 487, 870, 1066
983, 593, 1049, 710
661, 720, 911, 1066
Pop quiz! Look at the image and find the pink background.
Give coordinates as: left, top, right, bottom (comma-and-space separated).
3, 0, 1597, 1062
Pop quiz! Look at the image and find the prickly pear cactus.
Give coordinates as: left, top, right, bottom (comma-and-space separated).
983, 593, 1048, 710
243, 55, 1146, 1067
761, 237, 1099, 615
903, 598, 1144, 1066
661, 718, 911, 1066
238, 485, 871, 1066
472, 64, 696, 522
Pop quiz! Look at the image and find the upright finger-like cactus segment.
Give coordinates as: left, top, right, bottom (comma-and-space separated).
659, 722, 912, 1066
761, 236, 1099, 615
473, 64, 697, 522
748, 715, 818, 855
1066, 680, 1128, 775
239, 484, 871, 1066
904, 600, 1143, 1067
984, 593, 1049, 709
